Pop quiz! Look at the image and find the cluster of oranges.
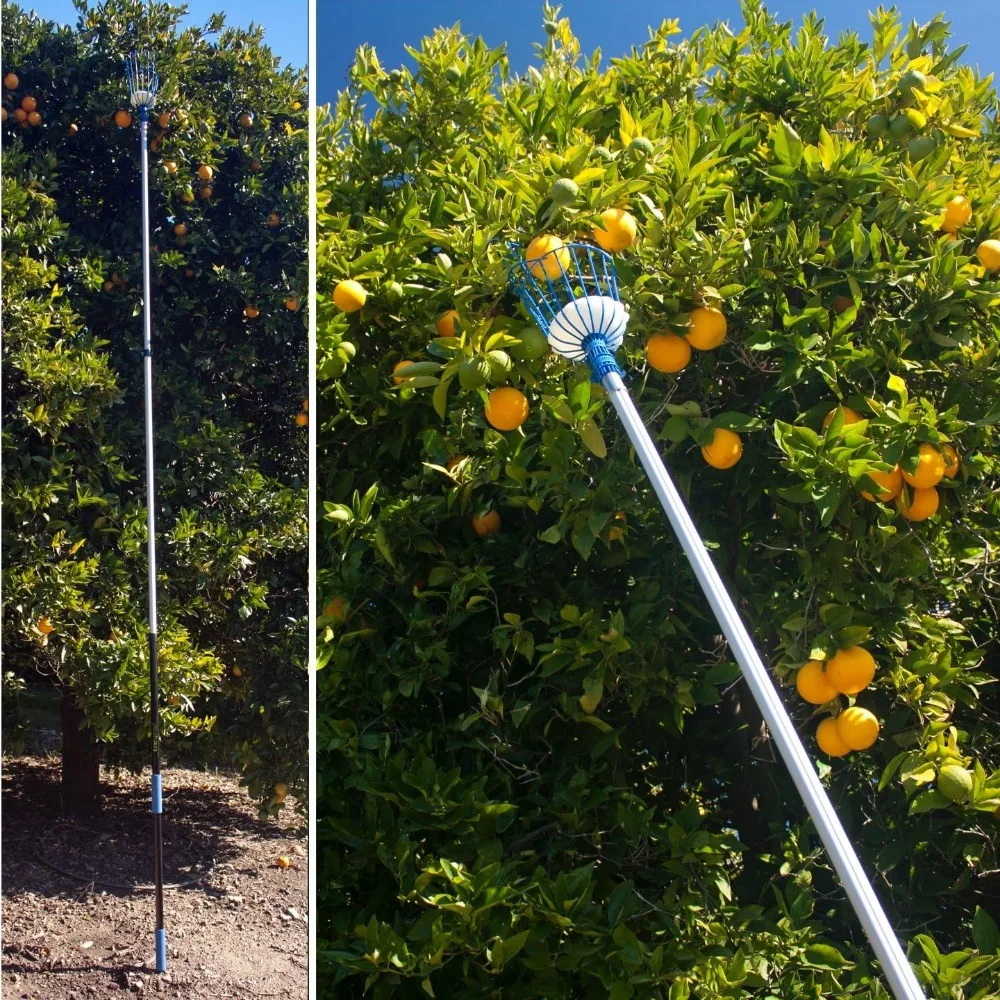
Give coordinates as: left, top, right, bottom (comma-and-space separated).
795, 646, 881, 757
295, 399, 308, 427
832, 403, 960, 522
3, 74, 43, 127
937, 193, 1000, 272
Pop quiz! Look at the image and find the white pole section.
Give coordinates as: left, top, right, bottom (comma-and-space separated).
601, 369, 925, 1000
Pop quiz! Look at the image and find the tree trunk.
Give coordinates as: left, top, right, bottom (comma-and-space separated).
61, 689, 102, 817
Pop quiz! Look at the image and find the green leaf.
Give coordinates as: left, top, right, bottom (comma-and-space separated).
578, 419, 607, 458
803, 943, 851, 970
973, 907, 1000, 955
774, 119, 802, 168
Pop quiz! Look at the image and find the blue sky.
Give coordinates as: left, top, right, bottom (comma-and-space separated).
19, 0, 307, 70
317, 0, 999, 107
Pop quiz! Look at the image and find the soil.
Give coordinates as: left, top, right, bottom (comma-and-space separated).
1, 753, 307, 999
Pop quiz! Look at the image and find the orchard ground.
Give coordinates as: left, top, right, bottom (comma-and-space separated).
1, 747, 306, 1000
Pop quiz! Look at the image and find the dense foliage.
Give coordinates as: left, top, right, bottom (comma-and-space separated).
2, 0, 308, 813
318, 2, 1000, 996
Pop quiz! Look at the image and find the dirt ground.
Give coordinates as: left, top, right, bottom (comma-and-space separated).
1, 754, 307, 999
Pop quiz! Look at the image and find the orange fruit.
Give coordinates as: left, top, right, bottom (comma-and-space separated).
274, 782, 288, 800
472, 510, 502, 536
164, 161, 177, 174
302, 400, 309, 412
686, 306, 727, 350
701, 428, 742, 469
199, 186, 212, 200
185, 269, 195, 278
267, 211, 281, 228
484, 387, 530, 431
941, 195, 972, 233
197, 164, 214, 181
295, 412, 308, 427
978, 239, 1000, 272
897, 486, 939, 522
173, 222, 187, 237
244, 305, 260, 318
646, 333, 691, 373
861, 465, 902, 502
525, 234, 570, 280
446, 455, 467, 471
324, 597, 348, 620
333, 279, 366, 313
435, 309, 460, 336
27, 110, 41, 126
232, 665, 243, 677
239, 112, 254, 128
392, 360, 415, 385
593, 208, 637, 252
103, 280, 114, 293
1, 108, 7, 123
901, 443, 945, 489
4, 72, 19, 90
941, 444, 959, 478
37, 616, 55, 635
823, 405, 863, 428
20, 96, 36, 113
114, 109, 132, 128
14, 108, 26, 123
795, 660, 839, 704
157, 111, 171, 128
836, 706, 880, 751
65, 121, 77, 134
285, 296, 300, 312
833, 294, 853, 313
816, 717, 850, 757
276, 856, 292, 868
826, 646, 876, 695
608, 526, 624, 542
250, 159, 262, 172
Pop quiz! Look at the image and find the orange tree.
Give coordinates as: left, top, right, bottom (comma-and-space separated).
319, 3, 1000, 996
2, 0, 308, 817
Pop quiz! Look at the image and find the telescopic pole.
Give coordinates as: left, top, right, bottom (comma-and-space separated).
595, 356, 925, 1000
137, 97, 167, 979
508, 243, 926, 1000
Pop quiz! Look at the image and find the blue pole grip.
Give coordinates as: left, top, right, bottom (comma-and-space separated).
155, 928, 167, 973
151, 773, 162, 814
583, 333, 624, 383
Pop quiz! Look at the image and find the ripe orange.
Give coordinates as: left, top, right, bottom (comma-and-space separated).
593, 207, 637, 252
861, 465, 902, 502
295, 412, 308, 427
485, 387, 530, 431
4, 72, 19, 90
173, 222, 187, 237
525, 234, 570, 280
14, 108, 27, 123
333, 279, 366, 312
244, 305, 260, 318
701, 428, 742, 469
941, 444, 959, 478
267, 211, 281, 228
977, 239, 1000, 272
1, 108, 7, 123
197, 164, 214, 181
274, 782, 288, 800
275, 855, 292, 868
901, 443, 945, 489
646, 333, 691, 373
302, 399, 309, 412
795, 660, 839, 704
164, 160, 177, 174
816, 717, 850, 757
823, 405, 863, 428
66, 122, 78, 135
250, 159, 262, 172
941, 195, 972, 233
37, 616, 55, 635
324, 596, 348, 620
181, 188, 194, 203
826, 646, 876, 695
472, 510, 501, 536
833, 294, 853, 313
435, 309, 460, 336
20, 95, 36, 113
392, 360, 414, 385
686, 306, 727, 350
836, 706, 880, 751
114, 109, 132, 128
199, 186, 212, 200
897, 486, 939, 522
27, 110, 41, 126
285, 296, 300, 312
446, 455, 467, 471
157, 111, 171, 128
103, 280, 114, 293
239, 112, 254, 128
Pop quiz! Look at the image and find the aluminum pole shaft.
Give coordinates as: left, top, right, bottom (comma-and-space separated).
601, 369, 925, 1000
139, 112, 167, 976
